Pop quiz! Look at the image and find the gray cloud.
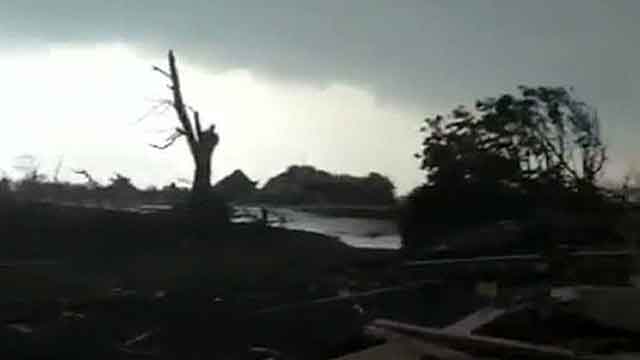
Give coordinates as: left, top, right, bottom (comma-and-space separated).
2, 1, 637, 104
1, 0, 638, 184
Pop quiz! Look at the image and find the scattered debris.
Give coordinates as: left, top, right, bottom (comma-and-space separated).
332, 337, 476, 360
249, 345, 282, 359
352, 303, 365, 315
6, 323, 33, 334
369, 318, 577, 359
123, 330, 155, 347
560, 286, 640, 333
111, 288, 137, 296
117, 346, 156, 358
474, 281, 498, 299
61, 311, 85, 320
444, 306, 510, 335
551, 287, 581, 303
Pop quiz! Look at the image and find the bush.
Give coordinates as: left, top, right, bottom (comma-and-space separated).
398, 183, 529, 252
397, 179, 625, 255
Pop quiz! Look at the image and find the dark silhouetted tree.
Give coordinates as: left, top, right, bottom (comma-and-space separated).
258, 166, 395, 205
212, 169, 257, 202
418, 86, 606, 192
402, 86, 609, 252
152, 50, 220, 209
107, 173, 136, 191
106, 173, 138, 208
0, 177, 14, 209
0, 177, 11, 196
73, 169, 101, 189
52, 156, 64, 183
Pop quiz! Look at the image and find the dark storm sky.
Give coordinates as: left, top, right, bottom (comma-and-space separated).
0, 1, 638, 191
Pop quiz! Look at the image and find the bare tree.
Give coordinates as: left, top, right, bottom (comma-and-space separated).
73, 169, 100, 189
13, 154, 41, 180
152, 50, 220, 205
52, 156, 64, 183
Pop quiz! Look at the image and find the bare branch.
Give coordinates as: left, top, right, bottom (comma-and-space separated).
53, 156, 64, 183
166, 50, 197, 155
592, 147, 607, 176
149, 141, 177, 150
155, 98, 174, 106
150, 130, 184, 150
73, 169, 100, 187
531, 124, 582, 181
194, 111, 203, 137
135, 100, 173, 123
152, 66, 171, 79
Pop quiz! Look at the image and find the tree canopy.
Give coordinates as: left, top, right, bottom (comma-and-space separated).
418, 86, 606, 192
257, 166, 395, 205
402, 86, 611, 252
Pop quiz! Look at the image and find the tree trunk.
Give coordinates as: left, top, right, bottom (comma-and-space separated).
188, 125, 219, 214
192, 146, 212, 198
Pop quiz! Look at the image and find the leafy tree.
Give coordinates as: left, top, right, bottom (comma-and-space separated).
212, 170, 257, 202
107, 173, 136, 191
403, 86, 609, 252
418, 86, 606, 192
258, 166, 396, 205
104, 173, 138, 208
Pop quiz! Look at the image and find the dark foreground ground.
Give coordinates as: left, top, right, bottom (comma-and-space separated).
3, 201, 637, 359
0, 201, 493, 359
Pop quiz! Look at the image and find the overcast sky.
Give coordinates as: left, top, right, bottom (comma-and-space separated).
0, 1, 638, 193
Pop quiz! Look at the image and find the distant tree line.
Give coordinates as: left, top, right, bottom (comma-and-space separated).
0, 170, 189, 209
211, 169, 258, 203
0, 165, 396, 209
253, 165, 396, 206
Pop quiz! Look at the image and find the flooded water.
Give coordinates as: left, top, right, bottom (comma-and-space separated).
234, 206, 402, 249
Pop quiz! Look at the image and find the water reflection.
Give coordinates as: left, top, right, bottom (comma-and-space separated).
233, 206, 401, 249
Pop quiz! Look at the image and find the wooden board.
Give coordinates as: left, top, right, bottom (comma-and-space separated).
370, 318, 578, 359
